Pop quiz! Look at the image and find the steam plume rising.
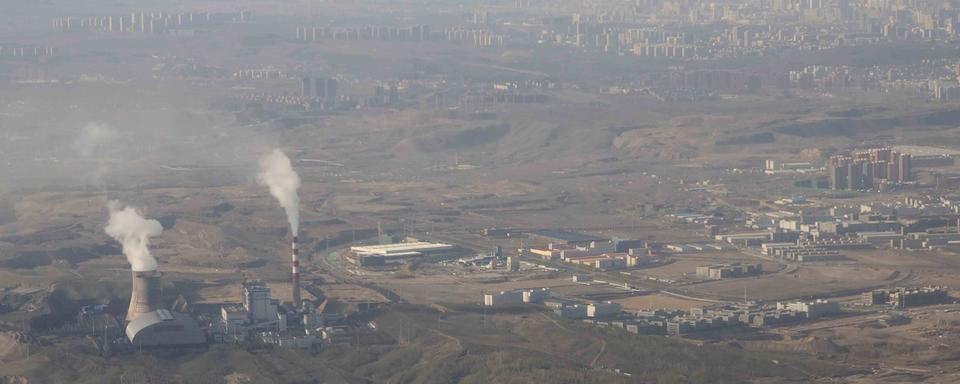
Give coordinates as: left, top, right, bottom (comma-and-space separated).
73, 122, 117, 157
105, 201, 163, 272
257, 149, 301, 235
73, 122, 118, 188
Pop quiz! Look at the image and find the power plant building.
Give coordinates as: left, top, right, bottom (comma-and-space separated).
126, 309, 206, 347
244, 281, 278, 324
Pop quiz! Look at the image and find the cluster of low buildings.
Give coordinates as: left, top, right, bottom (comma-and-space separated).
712, 194, 960, 259
481, 288, 626, 320
526, 230, 653, 271
862, 286, 951, 308
550, 301, 623, 320
483, 288, 552, 307
760, 239, 868, 262
663, 242, 734, 253
579, 299, 842, 336
695, 263, 762, 280
715, 231, 799, 247
530, 242, 651, 270
896, 232, 960, 250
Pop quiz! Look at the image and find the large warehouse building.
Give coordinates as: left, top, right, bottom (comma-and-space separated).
348, 241, 461, 265
350, 241, 454, 257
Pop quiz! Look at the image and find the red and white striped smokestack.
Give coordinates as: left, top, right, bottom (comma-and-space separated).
292, 235, 301, 307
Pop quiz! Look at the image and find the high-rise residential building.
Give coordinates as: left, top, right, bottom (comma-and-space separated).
874, 161, 887, 179
862, 162, 874, 187
314, 78, 325, 98
325, 78, 337, 101
301, 77, 312, 98
848, 163, 863, 190
870, 148, 892, 163
389, 83, 399, 104
899, 153, 912, 181
830, 165, 848, 190
887, 162, 900, 184
827, 148, 911, 190
374, 84, 386, 105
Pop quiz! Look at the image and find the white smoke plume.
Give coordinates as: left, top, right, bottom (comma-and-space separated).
73, 122, 118, 158
104, 201, 163, 272
257, 149, 301, 235
73, 122, 118, 188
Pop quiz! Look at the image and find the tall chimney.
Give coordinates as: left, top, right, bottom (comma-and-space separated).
292, 236, 301, 307
127, 270, 162, 322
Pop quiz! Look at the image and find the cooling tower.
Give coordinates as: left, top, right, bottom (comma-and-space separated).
127, 270, 162, 322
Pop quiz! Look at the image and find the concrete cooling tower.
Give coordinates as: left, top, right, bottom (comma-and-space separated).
127, 270, 162, 322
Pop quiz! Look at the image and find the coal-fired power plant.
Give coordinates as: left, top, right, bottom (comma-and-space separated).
292, 235, 301, 306
127, 270, 162, 322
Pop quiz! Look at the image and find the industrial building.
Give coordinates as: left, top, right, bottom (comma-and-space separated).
695, 263, 762, 280
220, 282, 287, 341
522, 288, 551, 303
349, 241, 457, 264
529, 237, 650, 270
527, 229, 607, 246
587, 302, 623, 318
484, 288, 553, 306
507, 255, 520, 271
555, 305, 589, 319
817, 219, 900, 235
663, 243, 732, 253
481, 227, 523, 238
611, 238, 648, 252
126, 309, 206, 347
792, 252, 846, 262
715, 231, 797, 246
763, 244, 847, 262
483, 291, 523, 306
776, 299, 841, 319
242, 281, 281, 324
215, 281, 332, 348
895, 232, 960, 250
763, 160, 819, 174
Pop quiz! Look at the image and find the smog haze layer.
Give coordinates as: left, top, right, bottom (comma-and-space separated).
3, 0, 960, 383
